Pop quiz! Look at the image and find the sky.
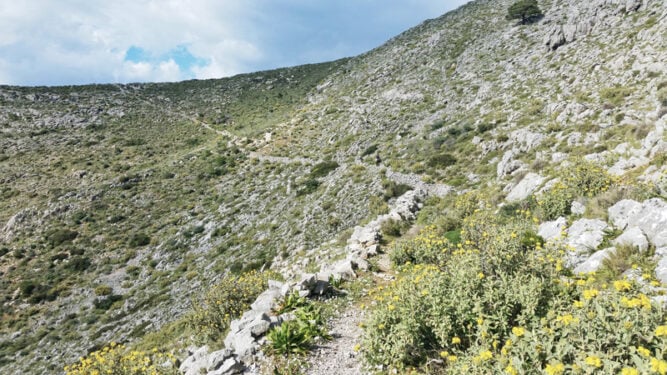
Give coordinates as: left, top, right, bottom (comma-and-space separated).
0, 1, 471, 87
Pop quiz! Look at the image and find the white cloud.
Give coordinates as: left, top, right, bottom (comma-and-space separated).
0, 0, 471, 86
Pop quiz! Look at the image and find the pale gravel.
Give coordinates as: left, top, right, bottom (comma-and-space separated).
305, 304, 368, 375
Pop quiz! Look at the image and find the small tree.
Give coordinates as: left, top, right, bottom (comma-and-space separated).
507, 0, 543, 24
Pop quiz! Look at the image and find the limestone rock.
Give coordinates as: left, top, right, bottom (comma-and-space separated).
656, 253, 667, 285
574, 247, 615, 274
209, 357, 243, 375
608, 199, 642, 230
571, 201, 586, 216
545, 26, 566, 50
179, 346, 209, 375
207, 349, 234, 371
566, 218, 608, 253
613, 226, 649, 252
506, 173, 545, 202
608, 198, 667, 247
539, 217, 568, 242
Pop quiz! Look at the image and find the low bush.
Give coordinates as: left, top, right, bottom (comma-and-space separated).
64, 342, 178, 375
362, 208, 667, 374
187, 270, 279, 344
309, 161, 339, 178
267, 302, 329, 356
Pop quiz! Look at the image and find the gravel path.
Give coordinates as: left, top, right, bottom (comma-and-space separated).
305, 304, 368, 375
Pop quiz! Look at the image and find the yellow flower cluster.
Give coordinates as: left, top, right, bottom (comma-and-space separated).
64, 343, 177, 375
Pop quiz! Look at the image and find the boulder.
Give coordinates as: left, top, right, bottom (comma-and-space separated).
506, 173, 545, 202
613, 226, 649, 252
179, 346, 209, 375
608, 199, 642, 230
250, 288, 282, 313
573, 248, 615, 274
625, 0, 642, 11
348, 225, 380, 246
545, 26, 566, 50
209, 357, 244, 375
634, 199, 667, 248
656, 256, 667, 285
571, 201, 586, 216
538, 217, 568, 242
207, 349, 234, 371
566, 218, 608, 253
609, 198, 667, 247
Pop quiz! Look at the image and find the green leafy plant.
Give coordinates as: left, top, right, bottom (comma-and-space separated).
506, 0, 544, 24
187, 270, 278, 344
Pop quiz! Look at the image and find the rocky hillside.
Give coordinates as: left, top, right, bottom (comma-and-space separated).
1, 0, 666, 374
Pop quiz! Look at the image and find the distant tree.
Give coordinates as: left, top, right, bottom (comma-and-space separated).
507, 0, 544, 24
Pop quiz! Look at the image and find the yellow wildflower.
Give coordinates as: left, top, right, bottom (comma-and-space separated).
511, 326, 525, 337
621, 368, 639, 375
651, 358, 667, 375
452, 336, 461, 344
614, 280, 632, 292
585, 355, 602, 368
656, 325, 667, 337
545, 362, 565, 375
505, 365, 518, 375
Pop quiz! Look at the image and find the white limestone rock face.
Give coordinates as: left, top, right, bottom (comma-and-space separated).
608, 200, 642, 230
574, 247, 615, 274
571, 201, 586, 216
612, 226, 649, 252
656, 252, 667, 285
566, 219, 608, 253
179, 346, 210, 375
608, 198, 667, 247
506, 173, 545, 202
538, 217, 568, 242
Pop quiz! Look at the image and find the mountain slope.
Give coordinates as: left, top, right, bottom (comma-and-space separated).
1, 0, 666, 373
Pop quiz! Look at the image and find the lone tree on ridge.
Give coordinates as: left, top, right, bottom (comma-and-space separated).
507, 0, 544, 24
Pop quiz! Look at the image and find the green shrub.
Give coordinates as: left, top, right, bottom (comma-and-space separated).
94, 285, 113, 296
362, 215, 667, 374
64, 342, 178, 375
600, 85, 633, 107
361, 144, 378, 157
382, 180, 412, 201
380, 219, 406, 238
537, 160, 615, 220
506, 0, 543, 24
427, 153, 457, 168
128, 233, 151, 247
187, 270, 279, 344
296, 179, 320, 196
309, 161, 339, 178
267, 302, 329, 356
45, 228, 78, 246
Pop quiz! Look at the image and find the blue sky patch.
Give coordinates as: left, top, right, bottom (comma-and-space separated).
124, 44, 207, 77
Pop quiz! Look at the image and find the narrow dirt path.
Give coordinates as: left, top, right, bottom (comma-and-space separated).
192, 117, 454, 197
306, 304, 367, 375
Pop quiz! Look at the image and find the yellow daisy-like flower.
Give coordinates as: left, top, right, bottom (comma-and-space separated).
451, 336, 461, 344
614, 279, 632, 292
505, 365, 518, 375
545, 362, 565, 375
621, 368, 639, 375
585, 355, 602, 368
478, 350, 493, 361
656, 325, 667, 337
582, 289, 599, 300
651, 358, 667, 375
511, 326, 525, 337
447, 355, 457, 362
637, 346, 651, 357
